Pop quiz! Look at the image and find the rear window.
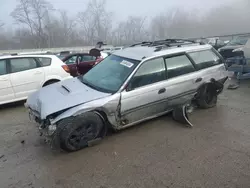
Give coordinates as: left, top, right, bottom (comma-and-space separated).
188, 50, 222, 70
37, 57, 51, 66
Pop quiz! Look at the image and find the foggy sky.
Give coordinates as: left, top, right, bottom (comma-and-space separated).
1, 0, 234, 25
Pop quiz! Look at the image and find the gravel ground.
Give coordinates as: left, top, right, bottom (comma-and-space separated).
0, 80, 250, 188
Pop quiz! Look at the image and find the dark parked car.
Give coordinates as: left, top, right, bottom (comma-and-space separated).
218, 35, 250, 59
62, 53, 103, 77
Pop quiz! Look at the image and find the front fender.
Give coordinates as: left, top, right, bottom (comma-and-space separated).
50, 93, 121, 128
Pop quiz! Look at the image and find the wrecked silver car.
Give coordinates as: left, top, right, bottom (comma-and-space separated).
25, 39, 228, 152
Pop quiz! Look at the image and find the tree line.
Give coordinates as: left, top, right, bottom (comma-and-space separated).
0, 0, 249, 50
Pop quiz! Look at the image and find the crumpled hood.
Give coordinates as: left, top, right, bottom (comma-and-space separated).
26, 77, 111, 119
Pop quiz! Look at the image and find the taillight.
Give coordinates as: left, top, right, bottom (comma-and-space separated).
62, 65, 70, 73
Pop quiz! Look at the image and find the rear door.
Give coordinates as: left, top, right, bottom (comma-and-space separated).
0, 59, 15, 104
163, 54, 198, 107
120, 57, 168, 124
9, 57, 45, 99
77, 55, 96, 75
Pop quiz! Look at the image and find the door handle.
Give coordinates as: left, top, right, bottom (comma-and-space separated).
0, 77, 8, 81
158, 88, 166, 94
195, 77, 202, 83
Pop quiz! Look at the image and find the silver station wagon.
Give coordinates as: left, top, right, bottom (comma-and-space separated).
26, 39, 228, 152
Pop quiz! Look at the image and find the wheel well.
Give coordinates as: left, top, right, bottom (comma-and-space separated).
94, 110, 109, 124
94, 110, 112, 136
196, 81, 218, 99
43, 79, 60, 87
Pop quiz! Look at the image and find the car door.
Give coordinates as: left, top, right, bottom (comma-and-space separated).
9, 57, 45, 99
77, 54, 96, 75
120, 57, 169, 124
0, 59, 15, 104
64, 55, 78, 76
163, 54, 199, 108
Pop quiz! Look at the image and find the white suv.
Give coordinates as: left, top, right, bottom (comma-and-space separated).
0, 54, 72, 105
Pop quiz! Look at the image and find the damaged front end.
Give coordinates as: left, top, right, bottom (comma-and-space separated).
27, 108, 65, 148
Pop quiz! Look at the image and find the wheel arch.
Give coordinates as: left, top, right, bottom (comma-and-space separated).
42, 79, 61, 87
196, 78, 220, 97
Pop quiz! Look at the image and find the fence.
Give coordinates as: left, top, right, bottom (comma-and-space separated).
0, 46, 94, 55
1, 32, 250, 55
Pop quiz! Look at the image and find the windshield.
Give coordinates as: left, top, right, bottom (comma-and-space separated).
80, 55, 140, 93
227, 36, 250, 46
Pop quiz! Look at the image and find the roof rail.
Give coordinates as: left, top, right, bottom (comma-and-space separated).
129, 39, 204, 48
129, 41, 153, 47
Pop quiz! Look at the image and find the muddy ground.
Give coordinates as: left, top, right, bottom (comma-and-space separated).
1, 81, 250, 188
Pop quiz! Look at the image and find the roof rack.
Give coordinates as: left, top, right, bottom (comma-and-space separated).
130, 38, 204, 48
129, 38, 205, 52
129, 41, 153, 47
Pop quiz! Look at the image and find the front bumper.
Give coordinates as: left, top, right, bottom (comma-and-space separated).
28, 109, 57, 137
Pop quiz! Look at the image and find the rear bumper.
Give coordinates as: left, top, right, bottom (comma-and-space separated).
214, 76, 228, 95
218, 76, 228, 85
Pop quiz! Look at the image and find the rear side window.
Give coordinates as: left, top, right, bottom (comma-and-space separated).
188, 50, 221, 70
0, 59, 7, 75
10, 58, 39, 73
37, 57, 51, 66
165, 55, 195, 79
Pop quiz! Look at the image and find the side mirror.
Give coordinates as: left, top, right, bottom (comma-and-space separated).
125, 82, 133, 92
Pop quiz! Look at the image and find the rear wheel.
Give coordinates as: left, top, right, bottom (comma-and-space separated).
57, 112, 104, 152
197, 84, 217, 109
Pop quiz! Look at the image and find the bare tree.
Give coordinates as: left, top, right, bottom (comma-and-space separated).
43, 10, 77, 47
78, 0, 113, 45
59, 10, 76, 45
112, 16, 147, 45
1, 0, 250, 50
11, 0, 53, 48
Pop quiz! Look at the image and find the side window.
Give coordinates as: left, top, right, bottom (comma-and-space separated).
0, 59, 7, 76
65, 56, 77, 65
130, 58, 166, 89
81, 55, 96, 62
10, 58, 38, 73
37, 57, 51, 66
165, 55, 195, 79
188, 50, 221, 70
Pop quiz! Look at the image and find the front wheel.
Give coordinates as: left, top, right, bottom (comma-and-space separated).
57, 112, 104, 152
